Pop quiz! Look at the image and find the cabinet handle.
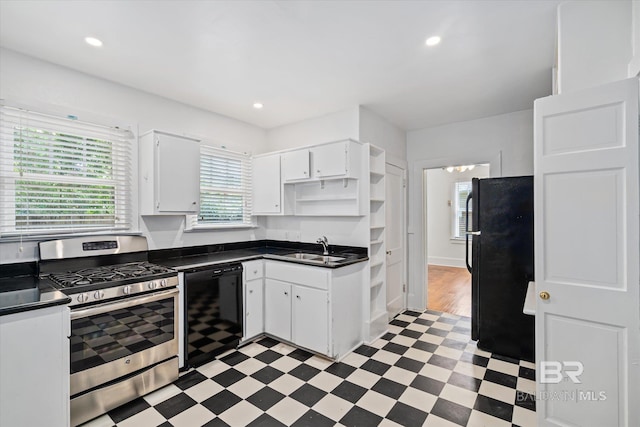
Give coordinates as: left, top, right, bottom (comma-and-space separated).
275, 204, 279, 208
317, 169, 321, 173
296, 295, 300, 299
284, 291, 288, 296
253, 270, 258, 274
192, 201, 197, 205
249, 290, 253, 294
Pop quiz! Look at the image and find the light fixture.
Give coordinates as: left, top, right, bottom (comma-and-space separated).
425, 36, 441, 47
445, 165, 477, 173
253, 102, 263, 109
85, 37, 103, 47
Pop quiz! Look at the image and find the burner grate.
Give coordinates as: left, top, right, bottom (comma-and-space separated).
48, 262, 175, 288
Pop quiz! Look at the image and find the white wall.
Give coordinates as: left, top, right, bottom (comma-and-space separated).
426, 165, 490, 268
406, 109, 533, 309
0, 48, 268, 263
557, 0, 633, 93
264, 107, 359, 152
358, 106, 406, 162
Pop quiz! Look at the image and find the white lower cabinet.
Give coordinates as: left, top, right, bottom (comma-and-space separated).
264, 279, 292, 340
242, 260, 265, 341
0, 305, 70, 427
244, 279, 264, 339
263, 260, 364, 359
292, 285, 329, 355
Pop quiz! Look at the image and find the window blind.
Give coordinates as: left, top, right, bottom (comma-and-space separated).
189, 145, 252, 228
453, 181, 472, 239
0, 105, 133, 237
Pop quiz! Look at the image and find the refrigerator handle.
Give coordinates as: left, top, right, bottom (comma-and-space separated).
465, 192, 478, 274
465, 193, 482, 274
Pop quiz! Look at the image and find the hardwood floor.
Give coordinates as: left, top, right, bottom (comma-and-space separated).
427, 264, 472, 317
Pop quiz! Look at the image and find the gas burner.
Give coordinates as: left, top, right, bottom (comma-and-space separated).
48, 261, 175, 288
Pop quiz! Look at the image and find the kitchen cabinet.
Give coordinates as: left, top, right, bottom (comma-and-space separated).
0, 305, 70, 427
311, 141, 350, 178
242, 260, 264, 340
264, 279, 292, 340
292, 285, 329, 355
139, 130, 200, 215
282, 149, 310, 181
263, 260, 364, 359
252, 153, 282, 215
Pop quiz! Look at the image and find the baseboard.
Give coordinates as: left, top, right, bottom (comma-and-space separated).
427, 257, 466, 268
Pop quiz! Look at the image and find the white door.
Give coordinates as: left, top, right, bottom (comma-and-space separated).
534, 77, 639, 426
263, 279, 291, 340
252, 154, 281, 214
292, 285, 329, 355
386, 163, 406, 317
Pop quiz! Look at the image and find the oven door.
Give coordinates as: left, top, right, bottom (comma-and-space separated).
69, 288, 179, 396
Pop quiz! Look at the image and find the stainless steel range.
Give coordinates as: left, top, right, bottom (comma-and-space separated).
39, 236, 179, 427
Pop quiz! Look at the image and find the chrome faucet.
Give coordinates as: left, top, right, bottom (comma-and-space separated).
316, 236, 329, 255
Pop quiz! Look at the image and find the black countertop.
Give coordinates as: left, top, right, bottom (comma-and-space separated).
0, 262, 70, 316
0, 240, 368, 315
149, 239, 369, 272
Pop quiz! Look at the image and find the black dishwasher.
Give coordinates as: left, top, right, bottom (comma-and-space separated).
184, 262, 243, 368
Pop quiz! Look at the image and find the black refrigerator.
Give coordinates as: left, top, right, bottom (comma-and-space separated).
466, 176, 535, 362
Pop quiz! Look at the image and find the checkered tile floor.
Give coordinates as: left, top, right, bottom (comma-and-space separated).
81, 310, 537, 427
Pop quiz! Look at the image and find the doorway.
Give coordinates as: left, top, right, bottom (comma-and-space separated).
424, 164, 489, 317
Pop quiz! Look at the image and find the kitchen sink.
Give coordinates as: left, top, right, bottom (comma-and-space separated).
281, 253, 346, 263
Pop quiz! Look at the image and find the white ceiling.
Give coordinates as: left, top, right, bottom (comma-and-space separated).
0, 0, 561, 131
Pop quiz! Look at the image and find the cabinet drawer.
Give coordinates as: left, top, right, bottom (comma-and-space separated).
265, 261, 329, 290
243, 260, 263, 281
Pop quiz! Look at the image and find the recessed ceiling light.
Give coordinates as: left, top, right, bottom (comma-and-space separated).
425, 36, 441, 47
253, 103, 263, 109
85, 37, 103, 47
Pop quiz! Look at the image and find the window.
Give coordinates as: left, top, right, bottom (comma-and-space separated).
189, 145, 252, 228
452, 181, 472, 240
0, 105, 133, 237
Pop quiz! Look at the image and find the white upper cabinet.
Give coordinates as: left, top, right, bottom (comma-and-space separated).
282, 149, 310, 181
311, 141, 350, 178
139, 130, 200, 215
252, 153, 282, 215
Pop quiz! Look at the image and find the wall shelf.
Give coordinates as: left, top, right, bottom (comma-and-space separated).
365, 143, 388, 343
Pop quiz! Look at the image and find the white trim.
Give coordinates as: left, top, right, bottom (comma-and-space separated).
407, 152, 502, 311
427, 257, 466, 269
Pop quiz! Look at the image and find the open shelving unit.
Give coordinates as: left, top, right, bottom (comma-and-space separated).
366, 144, 388, 342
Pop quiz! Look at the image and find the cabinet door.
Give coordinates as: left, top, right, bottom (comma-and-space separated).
244, 279, 264, 340
156, 133, 200, 212
264, 279, 291, 340
252, 155, 281, 214
311, 141, 347, 178
292, 285, 329, 355
282, 149, 310, 181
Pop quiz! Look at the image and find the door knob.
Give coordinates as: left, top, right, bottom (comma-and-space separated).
539, 291, 550, 300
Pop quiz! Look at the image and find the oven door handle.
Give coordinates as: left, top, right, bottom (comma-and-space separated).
70, 288, 179, 320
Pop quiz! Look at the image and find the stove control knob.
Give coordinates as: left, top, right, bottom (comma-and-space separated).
94, 290, 105, 300
148, 281, 157, 290
77, 293, 89, 303
123, 285, 132, 295
160, 279, 167, 288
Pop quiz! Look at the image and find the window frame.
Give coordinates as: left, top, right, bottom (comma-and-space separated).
185, 144, 255, 231
451, 180, 472, 241
0, 103, 135, 239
